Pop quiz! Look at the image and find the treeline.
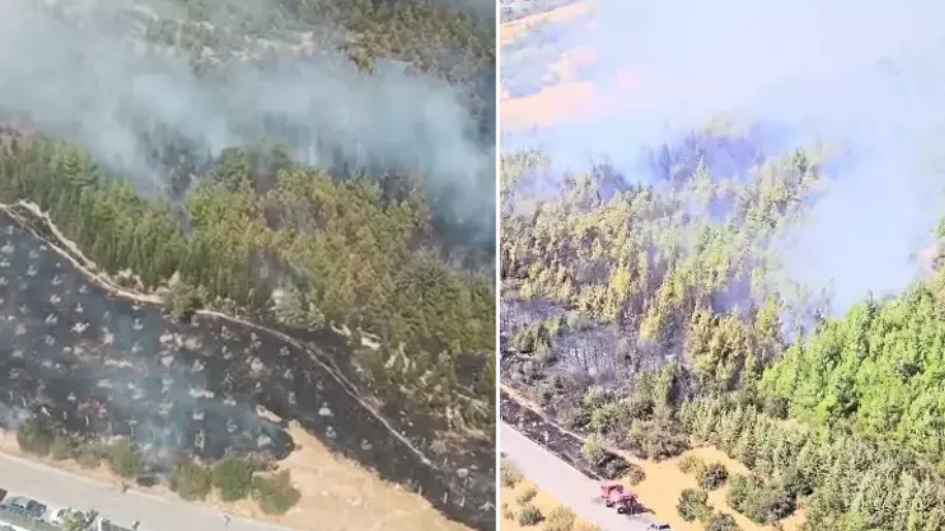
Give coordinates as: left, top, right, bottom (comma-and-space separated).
0, 136, 495, 429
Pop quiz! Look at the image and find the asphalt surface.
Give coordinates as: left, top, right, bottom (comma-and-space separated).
501, 422, 655, 531
0, 452, 294, 531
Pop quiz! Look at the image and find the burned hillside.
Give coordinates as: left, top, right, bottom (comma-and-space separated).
500, 128, 823, 404
0, 204, 493, 529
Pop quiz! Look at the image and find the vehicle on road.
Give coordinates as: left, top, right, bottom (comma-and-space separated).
98, 518, 137, 531
4, 497, 47, 518
599, 482, 639, 514
637, 514, 672, 530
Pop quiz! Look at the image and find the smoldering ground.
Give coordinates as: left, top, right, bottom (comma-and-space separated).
0, 208, 494, 529
0, 0, 495, 247
505, 0, 945, 313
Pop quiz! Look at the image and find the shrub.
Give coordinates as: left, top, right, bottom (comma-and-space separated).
518, 504, 543, 526
212, 457, 255, 501
252, 470, 301, 515
581, 433, 605, 464
590, 404, 621, 434
501, 502, 515, 521
171, 460, 213, 501
105, 439, 145, 478
517, 486, 538, 505
543, 506, 576, 531
780, 466, 813, 498
560, 407, 591, 431
629, 418, 690, 461
698, 462, 729, 490
727, 475, 796, 524
50, 432, 79, 461
75, 445, 103, 469
677, 455, 704, 475
501, 458, 523, 488
625, 464, 646, 485
677, 488, 712, 522
16, 418, 55, 457
706, 512, 741, 531
60, 509, 95, 531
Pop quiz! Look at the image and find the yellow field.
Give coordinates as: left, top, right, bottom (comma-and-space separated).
501, 476, 598, 531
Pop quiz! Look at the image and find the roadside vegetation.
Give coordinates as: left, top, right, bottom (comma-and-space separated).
16, 419, 300, 514
500, 458, 598, 531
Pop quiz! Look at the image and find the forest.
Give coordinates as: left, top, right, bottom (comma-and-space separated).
0, 0, 496, 431
500, 125, 945, 531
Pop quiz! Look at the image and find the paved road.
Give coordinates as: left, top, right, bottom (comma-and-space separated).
0, 452, 294, 531
501, 422, 654, 531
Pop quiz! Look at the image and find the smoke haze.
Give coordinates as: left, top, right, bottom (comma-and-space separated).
0, 0, 495, 242
508, 0, 945, 312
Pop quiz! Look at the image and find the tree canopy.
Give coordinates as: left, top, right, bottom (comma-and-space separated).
501, 125, 945, 530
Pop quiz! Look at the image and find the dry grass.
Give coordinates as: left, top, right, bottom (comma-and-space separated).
623, 445, 805, 531
501, 479, 592, 531
0, 424, 467, 531
501, 386, 806, 531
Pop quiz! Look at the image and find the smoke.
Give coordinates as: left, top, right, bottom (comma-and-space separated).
0, 0, 495, 244
507, 0, 945, 313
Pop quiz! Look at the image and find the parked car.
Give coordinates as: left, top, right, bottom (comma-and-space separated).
638, 514, 672, 531
99, 518, 136, 531
5, 496, 47, 518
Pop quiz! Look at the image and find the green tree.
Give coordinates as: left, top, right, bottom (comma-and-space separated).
171, 460, 213, 501
212, 457, 255, 502
106, 439, 145, 478
251, 471, 301, 515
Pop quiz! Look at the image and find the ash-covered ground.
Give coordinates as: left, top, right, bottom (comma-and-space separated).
500, 391, 629, 480
0, 207, 494, 530
500, 296, 665, 395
